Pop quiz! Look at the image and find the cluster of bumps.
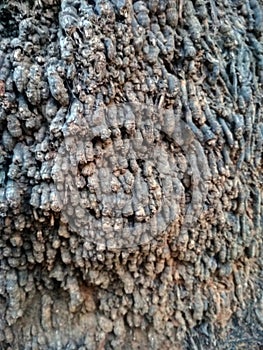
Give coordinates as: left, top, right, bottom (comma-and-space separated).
0, 0, 263, 348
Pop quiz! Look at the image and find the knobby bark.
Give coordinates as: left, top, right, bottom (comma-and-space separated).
0, 0, 263, 349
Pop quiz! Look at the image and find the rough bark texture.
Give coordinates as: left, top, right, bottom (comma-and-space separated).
0, 0, 263, 349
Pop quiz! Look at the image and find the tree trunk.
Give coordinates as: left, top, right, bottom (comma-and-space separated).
0, 0, 263, 349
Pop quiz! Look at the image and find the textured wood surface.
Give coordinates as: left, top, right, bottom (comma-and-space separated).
0, 0, 263, 348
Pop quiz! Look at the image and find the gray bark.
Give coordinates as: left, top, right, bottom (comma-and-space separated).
0, 0, 263, 349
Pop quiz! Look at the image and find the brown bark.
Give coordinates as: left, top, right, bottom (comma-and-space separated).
0, 0, 263, 349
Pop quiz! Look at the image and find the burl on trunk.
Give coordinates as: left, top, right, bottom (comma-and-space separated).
0, 0, 263, 349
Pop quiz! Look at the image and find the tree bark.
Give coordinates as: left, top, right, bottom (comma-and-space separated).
0, 0, 263, 349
